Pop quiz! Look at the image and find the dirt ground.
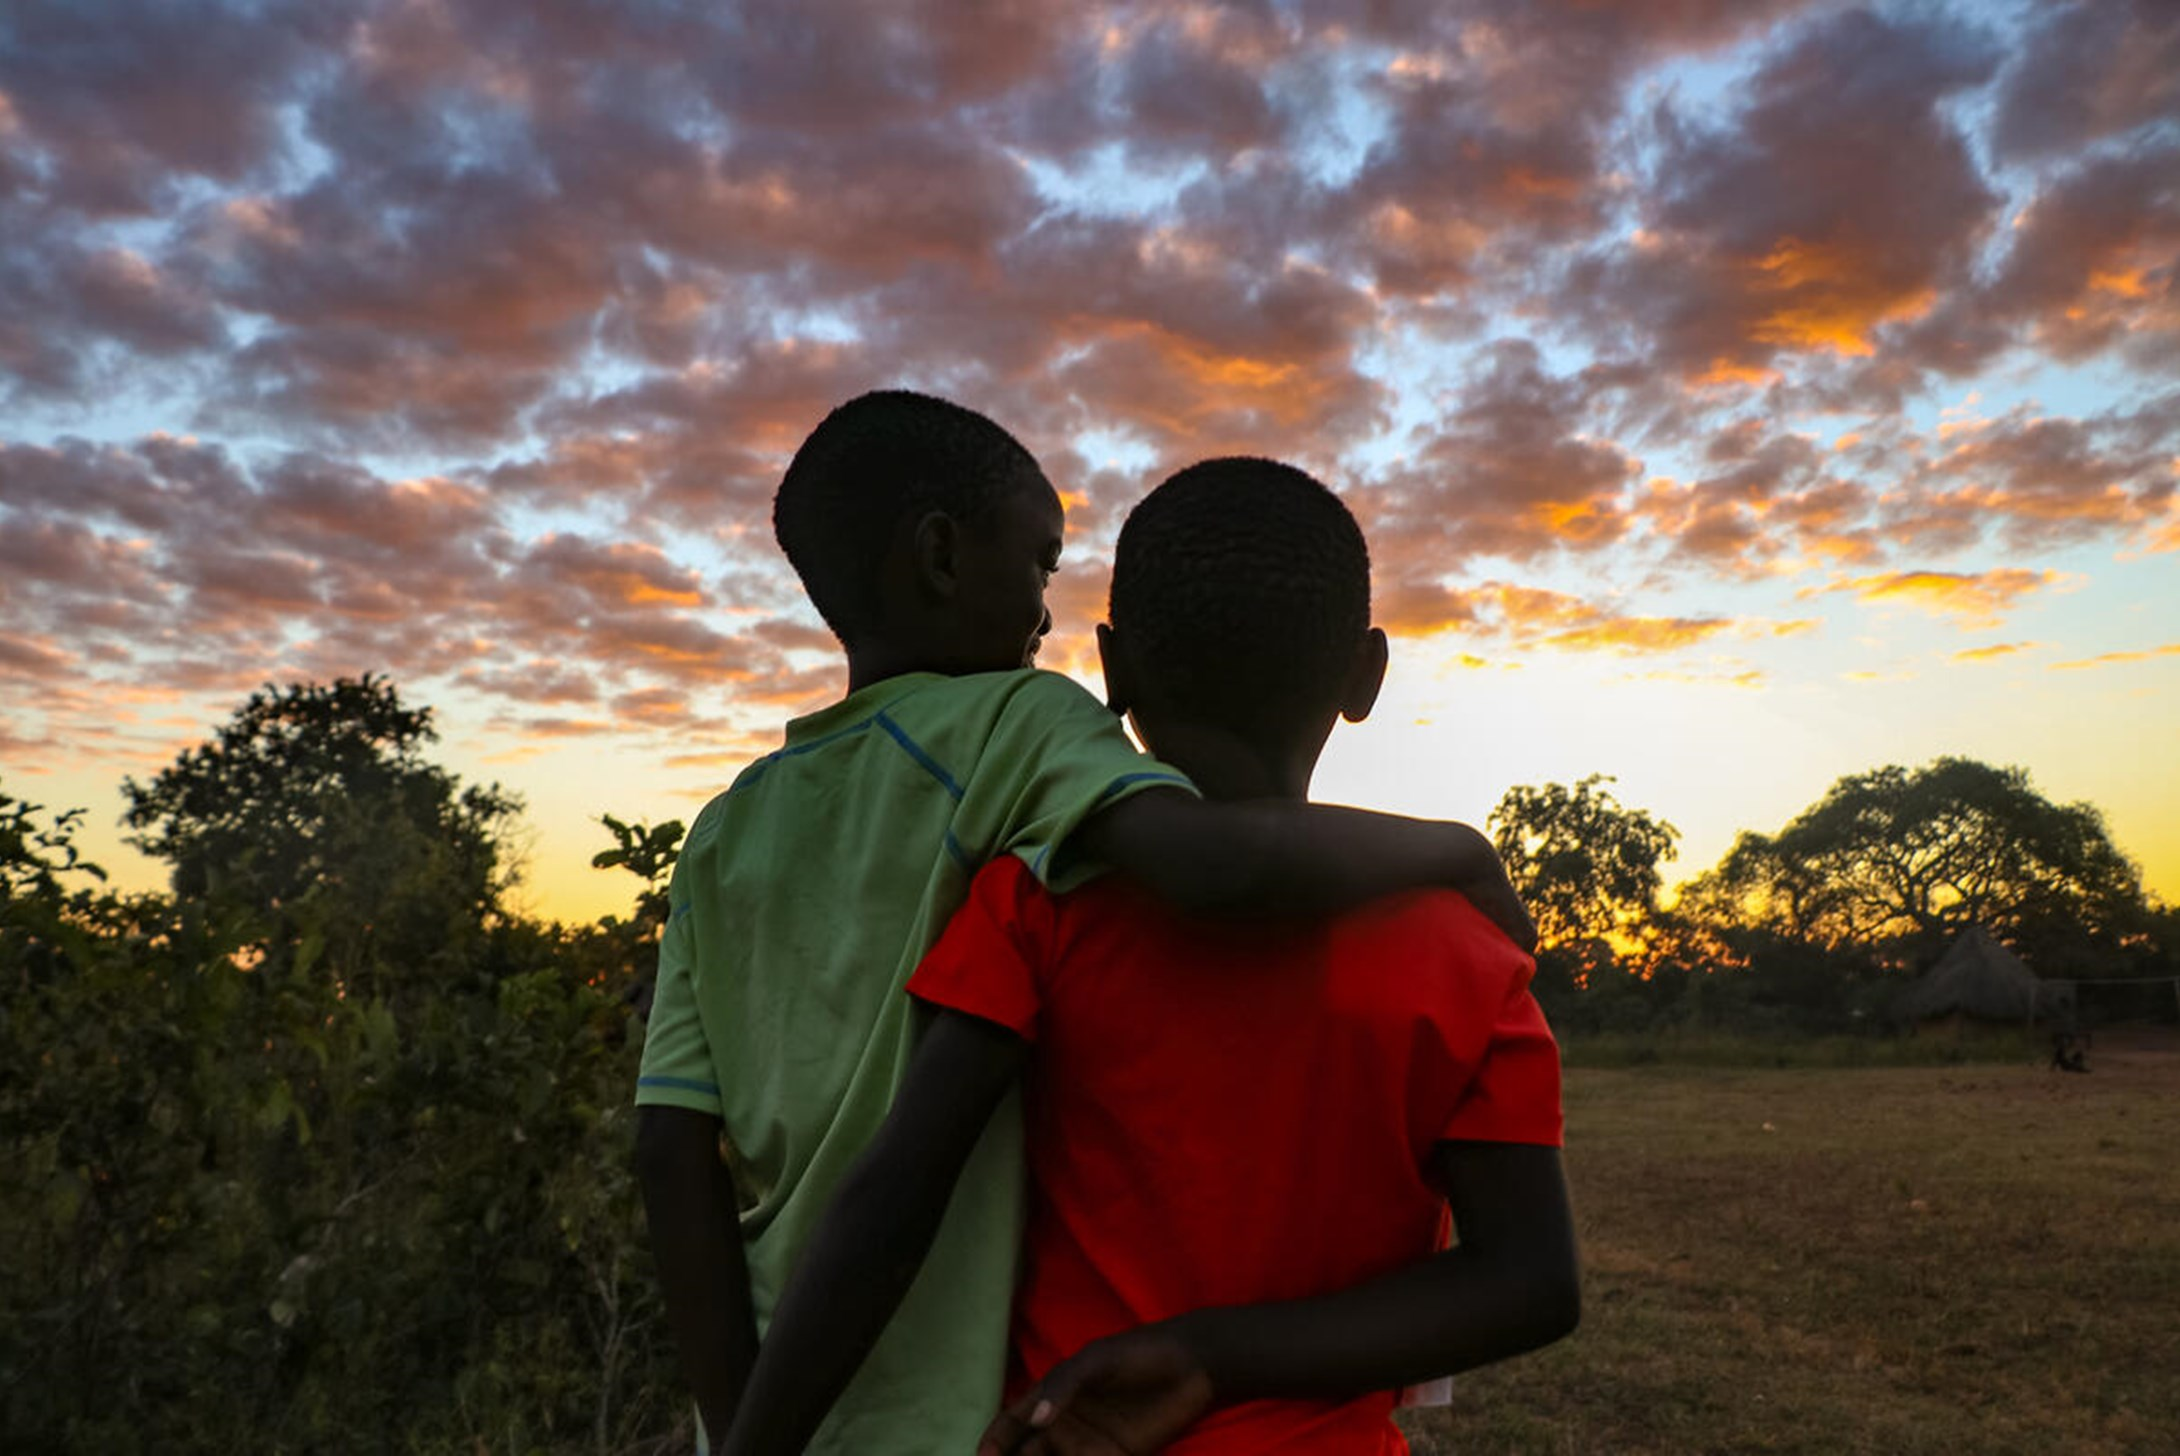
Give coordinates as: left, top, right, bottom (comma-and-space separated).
1400, 1038, 2180, 1455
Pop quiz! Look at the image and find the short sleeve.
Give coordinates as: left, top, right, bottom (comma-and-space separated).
634, 884, 725, 1115
1440, 982, 1563, 1147
907, 856, 1054, 1041
959, 672, 1194, 893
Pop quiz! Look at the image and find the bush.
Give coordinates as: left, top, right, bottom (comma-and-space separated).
0, 787, 689, 1454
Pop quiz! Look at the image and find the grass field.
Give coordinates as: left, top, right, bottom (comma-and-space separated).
1400, 1037, 2180, 1455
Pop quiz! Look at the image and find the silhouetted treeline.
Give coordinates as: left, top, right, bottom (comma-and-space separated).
1488, 765, 2177, 1038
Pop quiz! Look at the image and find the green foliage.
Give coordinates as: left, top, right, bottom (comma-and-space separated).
1, 795, 107, 900
3, 685, 691, 1452
592, 814, 685, 938
1487, 776, 1681, 1031
1692, 757, 2147, 972
1497, 759, 2161, 1041
121, 674, 523, 1009
1489, 774, 1680, 952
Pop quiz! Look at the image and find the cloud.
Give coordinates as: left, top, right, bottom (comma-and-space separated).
516, 535, 708, 613
457, 663, 602, 706
1363, 340, 1640, 582
0, 0, 328, 213
1633, 422, 1890, 574
1810, 568, 2063, 628
1561, 8, 1999, 381
1873, 399, 2180, 556
1953, 641, 2039, 663
1314, 0, 1815, 297
2, 0, 2174, 812
1374, 578, 1778, 660
510, 716, 615, 739
0, 431, 830, 775
1107, 12, 1284, 157
0, 631, 75, 680
512, 342, 888, 528
2050, 642, 2180, 671
1981, 142, 2180, 373
1991, 0, 2180, 162
611, 687, 693, 726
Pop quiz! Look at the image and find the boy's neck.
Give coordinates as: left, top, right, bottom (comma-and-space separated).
1134, 718, 1322, 804
843, 645, 964, 694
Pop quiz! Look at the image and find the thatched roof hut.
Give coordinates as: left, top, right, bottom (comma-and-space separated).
1893, 925, 2060, 1025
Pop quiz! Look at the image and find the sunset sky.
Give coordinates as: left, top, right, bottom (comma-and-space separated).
1, 0, 2175, 924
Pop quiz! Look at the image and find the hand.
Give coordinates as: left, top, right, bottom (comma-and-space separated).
977, 1327, 1215, 1456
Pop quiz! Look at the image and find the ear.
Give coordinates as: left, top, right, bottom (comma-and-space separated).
1095, 621, 1132, 716
1339, 627, 1389, 724
911, 510, 961, 601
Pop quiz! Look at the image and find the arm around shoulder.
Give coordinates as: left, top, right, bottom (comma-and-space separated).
1077, 789, 1536, 950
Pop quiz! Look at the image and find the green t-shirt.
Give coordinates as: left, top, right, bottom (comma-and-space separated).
636, 669, 1193, 1455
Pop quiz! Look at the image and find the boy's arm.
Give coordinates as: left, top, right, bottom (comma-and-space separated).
982, 1141, 1577, 1455
1075, 789, 1537, 952
634, 1107, 760, 1446
719, 1008, 1029, 1456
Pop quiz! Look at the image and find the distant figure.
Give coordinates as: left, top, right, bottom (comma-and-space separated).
723, 458, 1578, 1456
630, 393, 1534, 1454
2050, 1031, 2090, 1073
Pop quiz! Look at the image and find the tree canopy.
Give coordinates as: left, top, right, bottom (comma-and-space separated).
1489, 774, 1681, 953
1692, 757, 2147, 971
120, 675, 522, 1001
123, 674, 517, 913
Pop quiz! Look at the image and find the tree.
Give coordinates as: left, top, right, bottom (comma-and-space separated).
123, 674, 515, 911
3, 775, 685, 1451
121, 675, 521, 1001
1691, 757, 2146, 972
591, 813, 685, 940
1489, 774, 1681, 954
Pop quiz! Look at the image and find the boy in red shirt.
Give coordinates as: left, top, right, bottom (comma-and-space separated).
722, 457, 1578, 1455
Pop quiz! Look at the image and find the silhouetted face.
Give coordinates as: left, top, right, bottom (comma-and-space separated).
951, 473, 1063, 671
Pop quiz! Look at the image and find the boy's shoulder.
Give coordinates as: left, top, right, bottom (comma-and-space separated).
1340, 886, 1535, 979
880, 667, 1106, 732
732, 670, 1104, 765
684, 669, 1132, 840
1051, 875, 1527, 989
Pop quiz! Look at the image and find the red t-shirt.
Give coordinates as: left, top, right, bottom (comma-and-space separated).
909, 855, 1563, 1455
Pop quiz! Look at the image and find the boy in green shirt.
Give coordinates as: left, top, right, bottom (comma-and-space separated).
634, 391, 1530, 1455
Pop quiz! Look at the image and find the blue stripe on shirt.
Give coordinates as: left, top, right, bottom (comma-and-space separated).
1090, 770, 1194, 808
637, 1074, 721, 1096
874, 711, 965, 800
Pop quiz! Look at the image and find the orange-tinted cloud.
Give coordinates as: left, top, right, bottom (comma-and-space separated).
1871, 400, 2180, 557
1953, 641, 2039, 663
1561, 9, 1998, 381
1, 0, 2173, 805
1984, 143, 2180, 372
2050, 642, 2180, 671
1362, 340, 1639, 576
1811, 568, 2062, 628
1376, 579, 1766, 660
0, 631, 74, 679
519, 535, 707, 612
